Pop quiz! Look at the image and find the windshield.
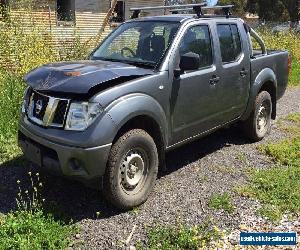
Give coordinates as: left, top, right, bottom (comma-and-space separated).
91, 21, 180, 68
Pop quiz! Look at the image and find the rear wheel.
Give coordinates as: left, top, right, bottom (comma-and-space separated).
243, 91, 272, 142
103, 129, 158, 210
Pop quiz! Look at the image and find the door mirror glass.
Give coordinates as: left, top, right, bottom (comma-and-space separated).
179, 52, 200, 71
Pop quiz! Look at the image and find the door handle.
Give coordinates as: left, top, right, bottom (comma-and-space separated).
240, 69, 248, 77
209, 75, 220, 85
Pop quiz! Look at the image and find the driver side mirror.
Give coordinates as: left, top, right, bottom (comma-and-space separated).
174, 52, 200, 77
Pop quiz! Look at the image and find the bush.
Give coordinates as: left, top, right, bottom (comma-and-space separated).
257, 29, 300, 61
0, 70, 25, 139
256, 30, 300, 86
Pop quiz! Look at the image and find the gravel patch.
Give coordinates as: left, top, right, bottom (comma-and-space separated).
0, 87, 299, 249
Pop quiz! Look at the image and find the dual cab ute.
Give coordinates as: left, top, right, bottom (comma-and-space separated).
18, 4, 290, 209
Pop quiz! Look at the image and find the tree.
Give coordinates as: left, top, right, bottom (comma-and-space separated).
247, 0, 287, 21
247, 0, 299, 25
0, 0, 9, 19
219, 0, 247, 16
280, 0, 300, 27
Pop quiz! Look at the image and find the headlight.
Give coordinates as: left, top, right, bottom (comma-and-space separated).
21, 87, 31, 114
65, 102, 103, 131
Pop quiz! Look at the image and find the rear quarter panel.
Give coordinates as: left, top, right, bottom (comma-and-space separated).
242, 50, 289, 121
251, 51, 289, 100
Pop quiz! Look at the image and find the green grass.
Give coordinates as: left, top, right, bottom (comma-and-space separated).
0, 138, 22, 165
240, 165, 300, 221
239, 113, 300, 221
286, 112, 300, 123
262, 137, 300, 167
0, 210, 77, 249
208, 193, 235, 214
139, 221, 223, 250
262, 112, 300, 167
0, 171, 78, 249
289, 61, 300, 87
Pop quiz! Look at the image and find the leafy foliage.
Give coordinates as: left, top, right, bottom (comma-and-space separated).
263, 137, 300, 167
255, 30, 300, 87
247, 0, 299, 23
208, 193, 235, 213
0, 173, 77, 249
0, 210, 76, 250
141, 222, 223, 250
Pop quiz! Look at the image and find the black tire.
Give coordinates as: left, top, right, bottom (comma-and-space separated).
243, 91, 272, 142
103, 129, 158, 210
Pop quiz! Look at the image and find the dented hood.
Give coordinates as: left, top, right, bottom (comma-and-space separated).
24, 60, 154, 95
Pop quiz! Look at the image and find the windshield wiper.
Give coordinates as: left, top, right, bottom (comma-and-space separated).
92, 57, 121, 62
92, 57, 155, 69
121, 60, 155, 69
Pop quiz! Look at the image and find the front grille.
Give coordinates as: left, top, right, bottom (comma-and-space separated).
52, 100, 69, 125
27, 91, 69, 128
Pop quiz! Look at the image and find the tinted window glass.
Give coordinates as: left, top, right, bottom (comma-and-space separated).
180, 25, 213, 69
217, 24, 242, 63
231, 25, 242, 59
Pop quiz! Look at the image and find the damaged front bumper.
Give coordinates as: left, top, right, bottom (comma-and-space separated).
18, 122, 111, 183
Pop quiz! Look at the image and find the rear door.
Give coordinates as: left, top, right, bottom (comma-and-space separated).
214, 22, 251, 123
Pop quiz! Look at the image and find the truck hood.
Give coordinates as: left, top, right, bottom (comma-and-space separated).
24, 60, 154, 95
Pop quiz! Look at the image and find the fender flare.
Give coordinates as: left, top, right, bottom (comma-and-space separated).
241, 68, 277, 121
104, 93, 168, 146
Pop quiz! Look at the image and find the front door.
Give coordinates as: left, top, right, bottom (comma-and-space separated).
170, 24, 221, 144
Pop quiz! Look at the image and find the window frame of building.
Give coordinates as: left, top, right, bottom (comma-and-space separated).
111, 0, 125, 23
56, 0, 76, 25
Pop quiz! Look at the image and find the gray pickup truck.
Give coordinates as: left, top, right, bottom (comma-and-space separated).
18, 5, 290, 209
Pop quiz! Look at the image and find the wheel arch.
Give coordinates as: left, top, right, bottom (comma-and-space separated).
113, 114, 166, 171
242, 68, 277, 120
106, 94, 168, 170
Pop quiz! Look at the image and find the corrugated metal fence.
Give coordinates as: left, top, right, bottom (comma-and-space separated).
7, 10, 113, 47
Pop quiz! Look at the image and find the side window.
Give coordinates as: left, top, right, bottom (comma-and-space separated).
217, 24, 242, 63
179, 25, 213, 69
231, 25, 242, 59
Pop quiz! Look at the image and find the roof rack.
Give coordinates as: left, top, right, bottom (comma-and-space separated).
130, 3, 234, 19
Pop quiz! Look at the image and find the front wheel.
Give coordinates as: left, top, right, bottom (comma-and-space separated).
243, 91, 272, 142
103, 129, 158, 210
